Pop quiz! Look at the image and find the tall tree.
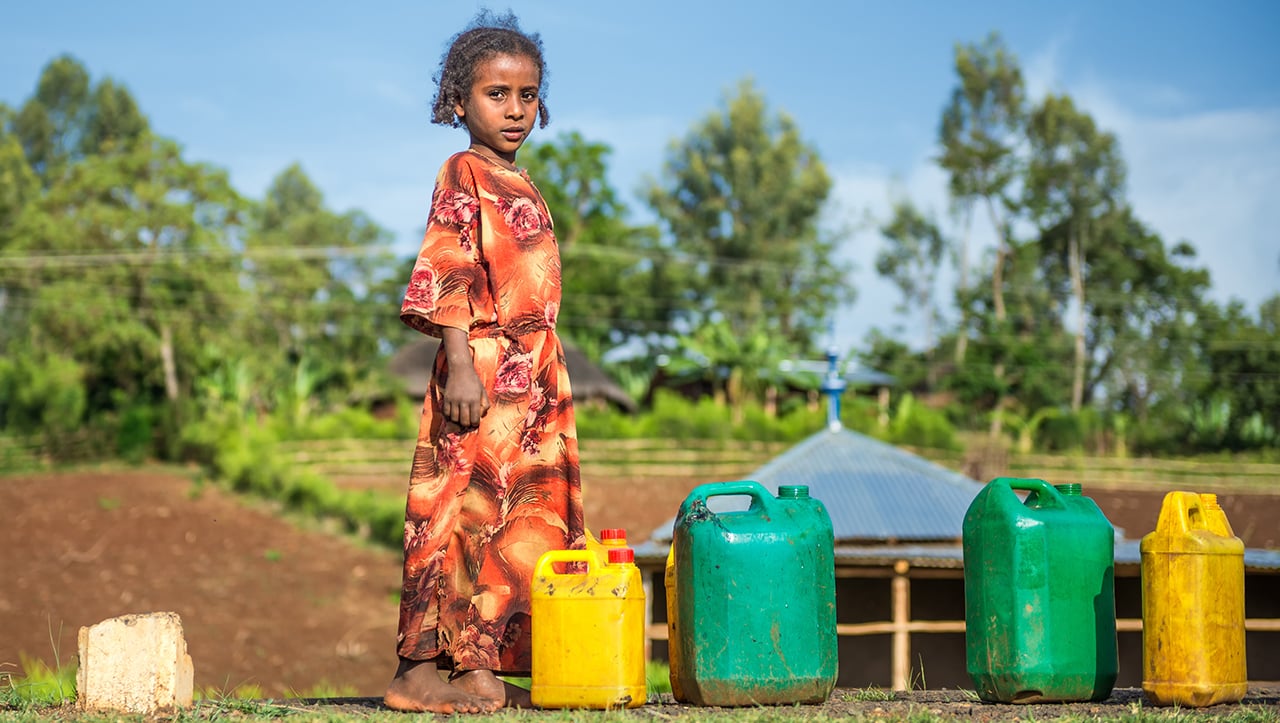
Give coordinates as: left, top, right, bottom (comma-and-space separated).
3, 132, 244, 432
876, 200, 951, 387
938, 33, 1026, 435
242, 163, 394, 408
1024, 94, 1125, 411
1089, 212, 1211, 425
8, 55, 147, 185
521, 132, 670, 358
644, 79, 851, 354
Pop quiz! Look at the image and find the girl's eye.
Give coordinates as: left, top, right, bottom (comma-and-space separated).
489, 90, 505, 100
522, 92, 538, 102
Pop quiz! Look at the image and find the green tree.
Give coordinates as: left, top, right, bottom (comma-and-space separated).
938, 33, 1027, 436
1024, 93, 1125, 411
876, 199, 951, 387
644, 78, 851, 354
1198, 295, 1280, 448
3, 132, 244, 451
241, 164, 395, 411
938, 32, 1027, 365
9, 55, 149, 186
521, 132, 670, 358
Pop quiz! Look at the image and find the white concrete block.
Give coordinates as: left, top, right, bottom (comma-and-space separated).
77, 611, 194, 714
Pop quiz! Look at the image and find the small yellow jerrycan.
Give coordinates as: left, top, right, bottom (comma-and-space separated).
530, 546, 647, 709
1140, 492, 1247, 707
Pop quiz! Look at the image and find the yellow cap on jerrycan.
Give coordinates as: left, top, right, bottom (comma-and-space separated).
1140, 491, 1247, 707
530, 547, 646, 709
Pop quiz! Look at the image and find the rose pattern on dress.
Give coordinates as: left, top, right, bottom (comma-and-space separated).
544, 301, 558, 330
433, 187, 479, 252
493, 349, 534, 398
434, 432, 470, 477
403, 264, 438, 312
495, 196, 548, 243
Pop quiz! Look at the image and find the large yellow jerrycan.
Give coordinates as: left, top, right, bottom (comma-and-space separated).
530, 547, 647, 709
1140, 492, 1247, 707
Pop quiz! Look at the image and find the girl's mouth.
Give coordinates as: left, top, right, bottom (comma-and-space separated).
501, 128, 525, 141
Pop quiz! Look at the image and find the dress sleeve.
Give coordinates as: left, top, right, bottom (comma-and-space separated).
400, 155, 485, 337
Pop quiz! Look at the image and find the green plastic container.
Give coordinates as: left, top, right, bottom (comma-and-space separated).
963, 477, 1118, 703
668, 480, 837, 706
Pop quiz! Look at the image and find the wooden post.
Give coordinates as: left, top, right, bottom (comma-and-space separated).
891, 559, 911, 690
878, 386, 890, 428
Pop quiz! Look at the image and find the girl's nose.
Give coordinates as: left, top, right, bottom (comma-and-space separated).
506, 99, 524, 119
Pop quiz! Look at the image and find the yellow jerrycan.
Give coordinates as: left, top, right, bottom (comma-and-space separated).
663, 543, 685, 702
1140, 492, 1247, 707
530, 547, 647, 709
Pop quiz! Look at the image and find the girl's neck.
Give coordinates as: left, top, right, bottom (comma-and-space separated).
467, 144, 518, 171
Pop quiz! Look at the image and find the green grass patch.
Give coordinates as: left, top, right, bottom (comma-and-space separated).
0, 654, 75, 709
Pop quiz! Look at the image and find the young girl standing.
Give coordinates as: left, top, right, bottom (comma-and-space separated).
385, 11, 584, 714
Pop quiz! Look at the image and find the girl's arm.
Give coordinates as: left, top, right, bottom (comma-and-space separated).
439, 326, 490, 428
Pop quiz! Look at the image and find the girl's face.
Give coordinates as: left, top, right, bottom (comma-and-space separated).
455, 52, 541, 168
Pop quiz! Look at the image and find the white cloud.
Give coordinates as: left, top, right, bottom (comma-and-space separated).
1060, 79, 1280, 312
827, 158, 974, 353
825, 41, 1280, 358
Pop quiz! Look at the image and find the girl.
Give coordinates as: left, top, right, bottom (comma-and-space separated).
384, 11, 584, 714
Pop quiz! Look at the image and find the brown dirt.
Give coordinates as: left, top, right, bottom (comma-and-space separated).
298, 687, 1280, 720
0, 468, 403, 698
2, 467, 1277, 704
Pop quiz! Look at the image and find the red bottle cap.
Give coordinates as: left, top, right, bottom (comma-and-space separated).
600, 528, 627, 541
607, 547, 634, 564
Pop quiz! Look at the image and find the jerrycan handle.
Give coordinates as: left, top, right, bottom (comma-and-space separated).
533, 549, 597, 579
998, 477, 1066, 510
678, 480, 773, 520
1157, 490, 1210, 535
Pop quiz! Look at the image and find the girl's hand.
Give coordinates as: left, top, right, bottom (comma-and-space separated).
439, 326, 490, 429
441, 364, 490, 428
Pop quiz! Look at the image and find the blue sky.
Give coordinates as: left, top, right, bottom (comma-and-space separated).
3, 1, 1278, 353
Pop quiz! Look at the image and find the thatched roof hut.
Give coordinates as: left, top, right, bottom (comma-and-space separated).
388, 338, 638, 413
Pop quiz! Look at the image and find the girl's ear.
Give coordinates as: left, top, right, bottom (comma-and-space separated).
454, 98, 466, 121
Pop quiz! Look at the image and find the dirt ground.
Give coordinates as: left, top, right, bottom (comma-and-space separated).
296, 687, 1280, 720
1, 467, 1278, 703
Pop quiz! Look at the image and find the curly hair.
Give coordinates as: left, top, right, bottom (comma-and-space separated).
431, 9, 550, 129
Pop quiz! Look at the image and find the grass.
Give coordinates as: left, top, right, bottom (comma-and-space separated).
842, 686, 895, 702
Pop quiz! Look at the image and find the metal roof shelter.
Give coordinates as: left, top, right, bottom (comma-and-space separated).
643, 426, 986, 546
631, 349, 1280, 687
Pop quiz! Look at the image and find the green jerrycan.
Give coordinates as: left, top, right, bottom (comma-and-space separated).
668, 480, 837, 706
963, 478, 1117, 703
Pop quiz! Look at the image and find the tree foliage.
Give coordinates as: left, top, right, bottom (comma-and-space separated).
645, 79, 852, 354
521, 132, 671, 359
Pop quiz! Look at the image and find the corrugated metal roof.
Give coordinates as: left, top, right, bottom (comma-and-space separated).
646, 427, 986, 544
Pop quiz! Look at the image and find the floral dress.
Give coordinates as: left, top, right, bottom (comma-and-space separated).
396, 149, 585, 674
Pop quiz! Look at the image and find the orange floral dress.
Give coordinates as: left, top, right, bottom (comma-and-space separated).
396, 149, 585, 674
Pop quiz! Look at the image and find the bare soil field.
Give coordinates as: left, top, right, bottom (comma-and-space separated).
2, 467, 1277, 705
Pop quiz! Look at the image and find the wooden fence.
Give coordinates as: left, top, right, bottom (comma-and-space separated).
275, 438, 792, 485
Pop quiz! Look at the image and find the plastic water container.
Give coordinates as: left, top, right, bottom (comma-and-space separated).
963, 477, 1118, 703
668, 480, 837, 706
1141, 491, 1247, 707
530, 547, 646, 709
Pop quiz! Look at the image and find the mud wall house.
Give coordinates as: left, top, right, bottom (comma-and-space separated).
633, 427, 1280, 690
387, 338, 638, 413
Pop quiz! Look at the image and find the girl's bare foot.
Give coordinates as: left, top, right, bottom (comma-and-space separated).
450, 669, 533, 709
384, 658, 500, 714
